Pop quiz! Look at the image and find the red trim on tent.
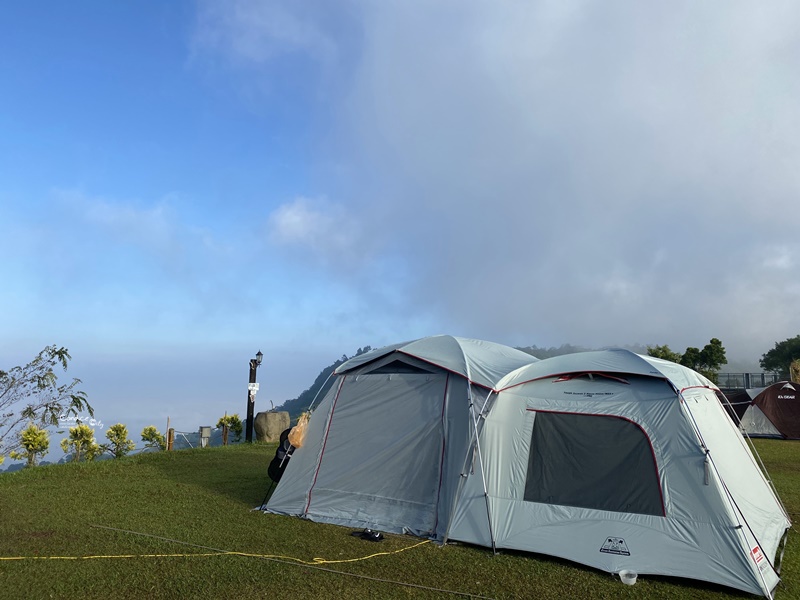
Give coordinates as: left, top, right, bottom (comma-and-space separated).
395, 350, 496, 391
500, 371, 646, 392
552, 372, 630, 384
337, 348, 498, 391
680, 385, 718, 393
304, 375, 346, 516
431, 373, 450, 536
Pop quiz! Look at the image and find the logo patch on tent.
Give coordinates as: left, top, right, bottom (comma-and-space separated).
564, 391, 615, 398
600, 537, 630, 556
751, 546, 769, 572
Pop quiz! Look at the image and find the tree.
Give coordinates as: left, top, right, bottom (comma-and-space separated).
8, 423, 50, 468
680, 338, 727, 380
217, 414, 243, 442
1, 346, 92, 464
760, 335, 800, 378
103, 423, 135, 459
141, 425, 166, 451
646, 344, 683, 364
647, 338, 727, 383
60, 423, 101, 462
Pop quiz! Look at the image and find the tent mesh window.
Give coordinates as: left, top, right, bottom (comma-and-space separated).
365, 359, 436, 374
524, 411, 663, 516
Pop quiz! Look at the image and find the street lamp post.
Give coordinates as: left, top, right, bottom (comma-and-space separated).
245, 350, 263, 443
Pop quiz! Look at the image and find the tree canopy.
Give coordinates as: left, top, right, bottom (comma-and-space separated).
647, 338, 727, 383
646, 345, 683, 364
1, 346, 92, 463
103, 423, 136, 459
217, 414, 243, 442
8, 423, 50, 468
141, 425, 166, 451
60, 423, 101, 462
760, 335, 800, 378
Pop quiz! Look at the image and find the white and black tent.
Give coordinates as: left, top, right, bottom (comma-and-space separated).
739, 381, 800, 439
266, 338, 790, 597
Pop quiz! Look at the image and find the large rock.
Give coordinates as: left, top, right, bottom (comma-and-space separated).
254, 411, 290, 442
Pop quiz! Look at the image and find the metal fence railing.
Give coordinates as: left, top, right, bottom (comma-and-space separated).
716, 372, 781, 389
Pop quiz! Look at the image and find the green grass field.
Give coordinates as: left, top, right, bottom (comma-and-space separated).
0, 440, 798, 600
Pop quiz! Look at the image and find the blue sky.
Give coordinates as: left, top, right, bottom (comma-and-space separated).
2, 1, 800, 457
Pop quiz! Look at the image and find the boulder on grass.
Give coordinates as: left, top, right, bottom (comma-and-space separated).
254, 411, 290, 443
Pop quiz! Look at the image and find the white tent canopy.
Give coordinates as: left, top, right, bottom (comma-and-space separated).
266, 340, 790, 597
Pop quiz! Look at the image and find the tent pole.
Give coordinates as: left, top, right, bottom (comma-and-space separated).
473, 388, 499, 554
306, 371, 336, 413
442, 388, 495, 547
258, 480, 276, 510
472, 406, 497, 554
442, 346, 497, 551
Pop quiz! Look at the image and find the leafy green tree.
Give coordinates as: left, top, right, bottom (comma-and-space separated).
681, 338, 727, 378
217, 414, 243, 442
648, 338, 727, 383
103, 423, 135, 459
760, 335, 800, 378
646, 344, 683, 363
141, 425, 166, 451
9, 423, 50, 468
60, 423, 101, 462
1, 346, 92, 465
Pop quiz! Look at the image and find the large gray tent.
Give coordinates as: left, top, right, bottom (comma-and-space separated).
266, 338, 790, 597
267, 335, 537, 538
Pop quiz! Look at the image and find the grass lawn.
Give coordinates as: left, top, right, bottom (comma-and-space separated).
0, 440, 798, 600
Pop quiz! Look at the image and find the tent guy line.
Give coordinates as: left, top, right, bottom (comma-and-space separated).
87, 524, 491, 599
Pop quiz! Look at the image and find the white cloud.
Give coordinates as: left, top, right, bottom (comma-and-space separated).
267, 196, 361, 265
192, 0, 339, 68
758, 245, 796, 271
76, 193, 178, 252
54, 189, 194, 265
196, 2, 800, 361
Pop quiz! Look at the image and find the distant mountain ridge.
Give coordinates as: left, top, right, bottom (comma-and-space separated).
275, 346, 372, 421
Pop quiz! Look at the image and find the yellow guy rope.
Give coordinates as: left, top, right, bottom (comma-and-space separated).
0, 525, 493, 599
0, 540, 430, 564
0, 525, 430, 565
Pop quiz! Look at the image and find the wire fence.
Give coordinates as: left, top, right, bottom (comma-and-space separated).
168, 427, 243, 451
